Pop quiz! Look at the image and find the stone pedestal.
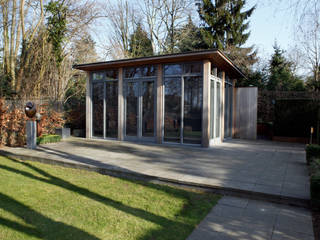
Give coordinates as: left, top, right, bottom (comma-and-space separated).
27, 121, 37, 149
55, 128, 71, 139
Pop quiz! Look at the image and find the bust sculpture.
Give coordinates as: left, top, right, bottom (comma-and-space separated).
25, 102, 37, 118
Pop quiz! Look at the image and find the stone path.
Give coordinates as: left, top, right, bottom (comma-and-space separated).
187, 196, 314, 240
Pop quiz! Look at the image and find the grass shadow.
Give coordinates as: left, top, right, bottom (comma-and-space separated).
0, 193, 100, 240
0, 156, 209, 239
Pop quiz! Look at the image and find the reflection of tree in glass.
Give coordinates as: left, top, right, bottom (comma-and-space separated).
106, 82, 118, 138
92, 83, 104, 137
164, 77, 181, 142
142, 81, 154, 136
126, 82, 139, 135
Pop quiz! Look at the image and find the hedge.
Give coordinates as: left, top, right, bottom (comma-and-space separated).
306, 144, 320, 165
37, 134, 61, 145
311, 171, 320, 208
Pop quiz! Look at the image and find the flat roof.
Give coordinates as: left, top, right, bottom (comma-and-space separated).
73, 49, 245, 79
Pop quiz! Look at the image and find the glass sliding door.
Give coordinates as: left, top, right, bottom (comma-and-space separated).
164, 77, 181, 143
124, 65, 156, 141
126, 82, 139, 136
216, 81, 221, 139
92, 82, 104, 137
142, 81, 155, 137
91, 70, 118, 139
183, 76, 202, 144
163, 62, 203, 145
210, 80, 215, 139
124, 79, 155, 140
224, 84, 229, 137
210, 76, 222, 144
105, 81, 118, 138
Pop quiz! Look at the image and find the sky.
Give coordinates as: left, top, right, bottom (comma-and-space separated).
94, 0, 299, 63
244, 0, 297, 60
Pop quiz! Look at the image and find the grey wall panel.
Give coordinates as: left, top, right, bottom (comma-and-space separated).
235, 87, 257, 140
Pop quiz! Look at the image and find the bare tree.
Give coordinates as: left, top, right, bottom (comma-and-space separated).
102, 0, 139, 59
138, 0, 164, 54
160, 0, 193, 53
1, 0, 44, 91
296, 1, 320, 84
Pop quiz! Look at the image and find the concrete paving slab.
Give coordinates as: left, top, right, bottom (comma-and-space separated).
187, 196, 314, 240
0, 138, 310, 205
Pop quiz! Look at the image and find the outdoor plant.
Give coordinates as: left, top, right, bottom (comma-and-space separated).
0, 99, 28, 146
0, 98, 65, 147
311, 171, 320, 209
37, 134, 61, 145
306, 144, 320, 165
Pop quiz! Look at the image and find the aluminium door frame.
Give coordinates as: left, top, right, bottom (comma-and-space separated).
123, 77, 156, 142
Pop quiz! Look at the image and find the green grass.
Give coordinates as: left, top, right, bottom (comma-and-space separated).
0, 156, 219, 240
37, 135, 61, 145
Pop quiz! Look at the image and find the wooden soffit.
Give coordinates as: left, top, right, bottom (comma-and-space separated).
73, 49, 245, 79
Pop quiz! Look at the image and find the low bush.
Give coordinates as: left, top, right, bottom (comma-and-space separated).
306, 144, 320, 165
0, 99, 65, 147
37, 134, 61, 145
311, 171, 320, 209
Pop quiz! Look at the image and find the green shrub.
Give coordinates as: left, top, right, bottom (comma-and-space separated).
37, 134, 61, 145
310, 159, 320, 176
311, 171, 320, 208
306, 144, 320, 165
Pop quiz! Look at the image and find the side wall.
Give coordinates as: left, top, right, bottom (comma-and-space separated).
234, 87, 258, 140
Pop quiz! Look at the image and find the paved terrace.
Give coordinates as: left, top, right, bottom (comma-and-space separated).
1, 138, 309, 204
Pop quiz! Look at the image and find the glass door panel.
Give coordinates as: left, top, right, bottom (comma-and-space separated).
126, 82, 139, 136
92, 82, 104, 137
183, 76, 202, 144
224, 84, 229, 137
142, 81, 155, 137
210, 80, 214, 139
105, 81, 118, 138
215, 81, 221, 139
164, 77, 181, 143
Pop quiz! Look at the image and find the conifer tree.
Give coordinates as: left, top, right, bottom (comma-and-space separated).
199, 0, 255, 49
176, 16, 209, 53
128, 23, 153, 58
267, 44, 305, 91
198, 0, 257, 71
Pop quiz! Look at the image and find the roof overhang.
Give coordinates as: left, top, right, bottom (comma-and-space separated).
73, 49, 245, 79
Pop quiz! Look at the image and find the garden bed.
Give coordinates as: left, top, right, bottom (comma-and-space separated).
0, 156, 219, 240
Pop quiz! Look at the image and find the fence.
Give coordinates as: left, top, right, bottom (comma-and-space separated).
258, 90, 320, 143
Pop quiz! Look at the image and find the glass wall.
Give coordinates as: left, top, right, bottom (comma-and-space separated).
142, 81, 155, 137
92, 82, 104, 137
124, 65, 156, 140
164, 62, 203, 144
210, 74, 222, 142
224, 76, 233, 138
91, 70, 118, 138
164, 77, 181, 142
105, 81, 118, 138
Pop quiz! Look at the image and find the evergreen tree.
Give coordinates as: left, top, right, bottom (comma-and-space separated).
45, 0, 68, 67
199, 0, 255, 49
128, 24, 153, 58
176, 16, 209, 53
198, 0, 256, 71
267, 44, 305, 91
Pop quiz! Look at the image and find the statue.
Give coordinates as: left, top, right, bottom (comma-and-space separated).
25, 102, 37, 149
25, 102, 37, 118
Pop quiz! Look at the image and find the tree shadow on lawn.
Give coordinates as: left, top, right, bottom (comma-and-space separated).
0, 193, 100, 240
0, 157, 206, 240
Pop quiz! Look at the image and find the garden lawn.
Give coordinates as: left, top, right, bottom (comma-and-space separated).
0, 156, 219, 240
